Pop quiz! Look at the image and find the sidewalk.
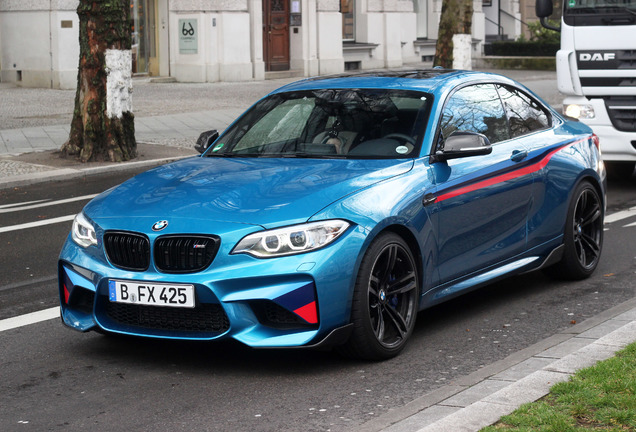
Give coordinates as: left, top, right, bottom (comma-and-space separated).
0, 108, 244, 189
3, 67, 634, 432
362, 297, 636, 432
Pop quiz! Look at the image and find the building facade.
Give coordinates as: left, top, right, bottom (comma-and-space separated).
0, 0, 522, 89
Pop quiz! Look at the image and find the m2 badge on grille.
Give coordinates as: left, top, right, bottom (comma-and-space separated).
108, 280, 195, 308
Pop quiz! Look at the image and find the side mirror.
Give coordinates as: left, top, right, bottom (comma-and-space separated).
195, 129, 219, 154
435, 131, 492, 162
535, 0, 560, 32
535, 0, 553, 17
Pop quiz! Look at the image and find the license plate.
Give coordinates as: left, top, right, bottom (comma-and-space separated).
108, 280, 195, 308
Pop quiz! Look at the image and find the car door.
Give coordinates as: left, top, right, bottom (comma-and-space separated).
429, 83, 534, 286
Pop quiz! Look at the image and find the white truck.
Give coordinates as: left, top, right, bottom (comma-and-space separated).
536, 0, 636, 179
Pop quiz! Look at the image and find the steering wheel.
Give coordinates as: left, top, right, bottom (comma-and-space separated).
382, 133, 416, 145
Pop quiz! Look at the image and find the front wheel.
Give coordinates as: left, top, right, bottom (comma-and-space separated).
546, 181, 603, 280
339, 233, 419, 360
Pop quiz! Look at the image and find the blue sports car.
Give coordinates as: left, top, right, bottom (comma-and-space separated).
59, 69, 606, 360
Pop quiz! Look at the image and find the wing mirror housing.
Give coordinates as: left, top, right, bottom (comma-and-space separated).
434, 131, 492, 162
535, 0, 560, 32
195, 129, 219, 154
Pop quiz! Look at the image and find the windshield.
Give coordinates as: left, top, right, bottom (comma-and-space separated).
564, 0, 636, 25
205, 89, 430, 159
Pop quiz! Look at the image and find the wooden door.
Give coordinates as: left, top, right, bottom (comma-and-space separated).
263, 0, 290, 71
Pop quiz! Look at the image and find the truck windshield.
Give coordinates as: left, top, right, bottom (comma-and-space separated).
565, 0, 636, 25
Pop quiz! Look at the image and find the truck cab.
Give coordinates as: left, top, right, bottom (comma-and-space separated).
537, 0, 636, 179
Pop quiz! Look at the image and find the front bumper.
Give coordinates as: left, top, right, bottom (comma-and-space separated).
58, 225, 365, 348
564, 96, 636, 162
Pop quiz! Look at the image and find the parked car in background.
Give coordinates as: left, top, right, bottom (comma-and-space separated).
59, 69, 606, 360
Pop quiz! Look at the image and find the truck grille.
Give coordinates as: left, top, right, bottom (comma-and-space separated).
104, 232, 150, 271
154, 235, 220, 273
577, 50, 636, 70
104, 300, 230, 334
605, 97, 636, 132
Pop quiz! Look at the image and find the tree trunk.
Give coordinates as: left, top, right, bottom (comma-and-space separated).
434, 0, 473, 69
61, 0, 136, 163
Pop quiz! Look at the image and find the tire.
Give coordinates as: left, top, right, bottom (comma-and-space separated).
339, 233, 419, 360
546, 181, 603, 280
605, 161, 635, 181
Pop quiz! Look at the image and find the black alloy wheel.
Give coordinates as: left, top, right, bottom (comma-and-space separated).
340, 233, 419, 360
547, 180, 603, 280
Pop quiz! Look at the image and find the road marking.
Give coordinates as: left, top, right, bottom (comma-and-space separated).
625, 221, 636, 228
0, 194, 98, 214
0, 214, 75, 234
605, 206, 636, 224
0, 275, 57, 292
0, 199, 49, 210
0, 307, 59, 332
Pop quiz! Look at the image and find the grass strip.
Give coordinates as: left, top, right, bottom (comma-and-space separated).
481, 342, 636, 431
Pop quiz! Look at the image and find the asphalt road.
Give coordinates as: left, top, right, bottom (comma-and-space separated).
1, 169, 635, 431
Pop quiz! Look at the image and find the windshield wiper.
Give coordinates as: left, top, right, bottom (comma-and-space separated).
281, 153, 347, 159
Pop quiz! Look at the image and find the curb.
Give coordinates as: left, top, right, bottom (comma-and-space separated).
358, 296, 636, 432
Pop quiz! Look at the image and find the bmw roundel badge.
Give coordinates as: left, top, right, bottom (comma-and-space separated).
152, 220, 169, 231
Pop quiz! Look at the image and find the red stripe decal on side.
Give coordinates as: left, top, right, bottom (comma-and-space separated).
436, 140, 581, 203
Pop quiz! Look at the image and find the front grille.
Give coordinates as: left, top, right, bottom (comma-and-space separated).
605, 97, 636, 132
104, 232, 150, 271
104, 300, 230, 333
577, 50, 636, 70
154, 235, 220, 273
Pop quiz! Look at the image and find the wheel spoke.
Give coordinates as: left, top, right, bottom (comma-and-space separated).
378, 245, 398, 286
387, 272, 416, 296
580, 201, 601, 227
581, 233, 601, 259
369, 275, 381, 299
384, 304, 409, 339
372, 304, 385, 339
575, 237, 586, 265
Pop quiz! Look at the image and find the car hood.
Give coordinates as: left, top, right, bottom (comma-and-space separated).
84, 156, 413, 228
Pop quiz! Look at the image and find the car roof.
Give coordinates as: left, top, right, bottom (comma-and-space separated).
270, 69, 518, 95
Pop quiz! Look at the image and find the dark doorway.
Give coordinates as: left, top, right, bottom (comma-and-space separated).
262, 0, 290, 71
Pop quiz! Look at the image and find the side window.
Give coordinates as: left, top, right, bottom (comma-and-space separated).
497, 85, 550, 138
440, 84, 510, 145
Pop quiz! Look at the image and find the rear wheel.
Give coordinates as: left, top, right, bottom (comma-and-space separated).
546, 181, 603, 280
339, 233, 419, 360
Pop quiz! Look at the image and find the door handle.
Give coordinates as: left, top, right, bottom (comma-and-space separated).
510, 150, 528, 162
422, 193, 437, 206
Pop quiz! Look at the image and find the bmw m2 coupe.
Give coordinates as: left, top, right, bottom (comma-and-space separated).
59, 69, 605, 359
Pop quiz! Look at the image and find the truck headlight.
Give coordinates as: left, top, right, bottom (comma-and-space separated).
564, 103, 595, 120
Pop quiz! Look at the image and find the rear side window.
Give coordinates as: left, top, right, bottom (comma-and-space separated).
440, 84, 510, 144
496, 85, 550, 138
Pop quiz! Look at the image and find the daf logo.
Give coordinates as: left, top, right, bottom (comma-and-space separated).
579, 52, 616, 62
152, 220, 169, 231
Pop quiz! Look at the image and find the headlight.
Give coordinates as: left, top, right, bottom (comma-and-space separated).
232, 220, 350, 258
564, 103, 595, 120
72, 212, 97, 248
